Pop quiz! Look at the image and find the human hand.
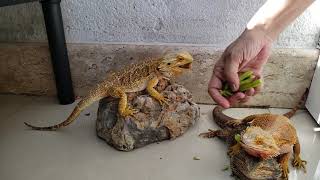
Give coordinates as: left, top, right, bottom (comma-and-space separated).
208, 28, 273, 108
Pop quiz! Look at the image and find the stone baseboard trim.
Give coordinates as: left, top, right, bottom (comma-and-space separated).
0, 42, 318, 108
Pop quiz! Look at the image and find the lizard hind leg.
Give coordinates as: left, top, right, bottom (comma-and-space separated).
198, 129, 229, 139
109, 87, 138, 117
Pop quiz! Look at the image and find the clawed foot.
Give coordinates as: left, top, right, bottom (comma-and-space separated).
199, 129, 217, 138
281, 163, 289, 179
121, 106, 139, 117
292, 155, 307, 173
227, 143, 241, 157
157, 94, 170, 106
226, 120, 242, 127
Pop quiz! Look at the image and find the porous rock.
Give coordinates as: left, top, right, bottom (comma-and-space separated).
230, 150, 282, 180
96, 82, 200, 151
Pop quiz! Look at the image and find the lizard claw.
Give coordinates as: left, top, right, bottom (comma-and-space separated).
122, 106, 139, 117
227, 143, 241, 157
157, 94, 170, 106
281, 164, 289, 180
292, 155, 307, 173
226, 120, 242, 127
199, 129, 218, 138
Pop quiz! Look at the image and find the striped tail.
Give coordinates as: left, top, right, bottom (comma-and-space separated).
283, 88, 309, 119
24, 92, 107, 131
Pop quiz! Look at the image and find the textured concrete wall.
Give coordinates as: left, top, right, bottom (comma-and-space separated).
0, 0, 319, 48
0, 1, 319, 107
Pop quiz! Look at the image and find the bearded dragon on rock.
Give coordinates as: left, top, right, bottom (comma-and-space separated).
200, 90, 308, 179
24, 51, 193, 131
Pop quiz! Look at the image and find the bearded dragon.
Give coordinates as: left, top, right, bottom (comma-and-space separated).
24, 51, 193, 131
199, 90, 308, 179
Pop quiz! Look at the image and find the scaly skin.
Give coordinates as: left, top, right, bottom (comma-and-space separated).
199, 89, 308, 179
24, 51, 193, 131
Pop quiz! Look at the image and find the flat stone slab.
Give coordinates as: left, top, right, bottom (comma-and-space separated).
96, 83, 200, 151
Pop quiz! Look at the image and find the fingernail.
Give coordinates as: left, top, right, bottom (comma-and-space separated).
231, 84, 237, 92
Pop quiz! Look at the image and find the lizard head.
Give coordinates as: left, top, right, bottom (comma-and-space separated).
158, 51, 193, 77
240, 126, 280, 160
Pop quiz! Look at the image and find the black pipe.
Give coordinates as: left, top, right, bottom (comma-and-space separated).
40, 0, 75, 105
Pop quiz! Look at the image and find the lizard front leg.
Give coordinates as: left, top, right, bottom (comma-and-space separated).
147, 77, 169, 106
109, 87, 138, 117
292, 140, 307, 172
227, 142, 241, 157
279, 153, 291, 179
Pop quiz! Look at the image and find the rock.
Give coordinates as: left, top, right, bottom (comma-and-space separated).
96, 82, 200, 151
230, 150, 282, 180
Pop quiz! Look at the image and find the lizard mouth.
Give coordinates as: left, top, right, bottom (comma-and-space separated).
179, 63, 192, 69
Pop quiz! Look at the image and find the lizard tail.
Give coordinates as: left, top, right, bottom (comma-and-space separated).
24, 91, 108, 131
283, 88, 309, 119
213, 105, 237, 128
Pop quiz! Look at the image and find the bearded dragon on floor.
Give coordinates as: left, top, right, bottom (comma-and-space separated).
199, 90, 308, 179
24, 51, 193, 131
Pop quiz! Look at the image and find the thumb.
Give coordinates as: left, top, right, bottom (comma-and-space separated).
224, 54, 241, 92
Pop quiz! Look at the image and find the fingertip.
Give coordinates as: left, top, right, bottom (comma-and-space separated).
222, 103, 230, 109
254, 85, 262, 95
240, 96, 250, 103
220, 100, 230, 108
235, 92, 246, 99
245, 88, 255, 96
225, 76, 239, 92
208, 88, 230, 108
228, 92, 246, 105
230, 83, 239, 92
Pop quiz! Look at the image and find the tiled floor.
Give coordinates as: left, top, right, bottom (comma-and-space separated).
1, 94, 320, 180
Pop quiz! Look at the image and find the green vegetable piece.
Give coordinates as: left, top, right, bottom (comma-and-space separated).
239, 79, 262, 92
239, 75, 254, 85
224, 91, 233, 96
220, 70, 260, 97
220, 90, 226, 96
222, 165, 229, 171
193, 156, 200, 160
221, 90, 233, 97
223, 83, 229, 91
239, 71, 253, 81
234, 134, 241, 143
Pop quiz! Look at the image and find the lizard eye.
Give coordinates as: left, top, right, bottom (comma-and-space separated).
177, 55, 184, 61
167, 63, 171, 65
